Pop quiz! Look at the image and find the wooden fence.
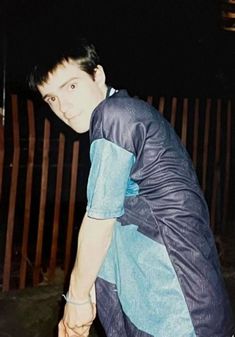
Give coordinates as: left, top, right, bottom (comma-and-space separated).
0, 94, 234, 292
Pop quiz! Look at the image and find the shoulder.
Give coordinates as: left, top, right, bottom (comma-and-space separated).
90, 89, 163, 154
91, 90, 159, 131
103, 90, 155, 121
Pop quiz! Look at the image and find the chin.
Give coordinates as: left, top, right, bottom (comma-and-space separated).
68, 121, 89, 133
73, 126, 89, 134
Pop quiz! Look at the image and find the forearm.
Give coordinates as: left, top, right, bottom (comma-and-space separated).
68, 212, 116, 300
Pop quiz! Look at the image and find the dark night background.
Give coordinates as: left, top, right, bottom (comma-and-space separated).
1, 0, 235, 98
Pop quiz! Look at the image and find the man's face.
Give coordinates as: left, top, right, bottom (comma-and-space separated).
38, 60, 107, 133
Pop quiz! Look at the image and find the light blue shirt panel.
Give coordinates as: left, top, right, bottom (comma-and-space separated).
87, 139, 136, 219
126, 177, 139, 196
98, 222, 196, 337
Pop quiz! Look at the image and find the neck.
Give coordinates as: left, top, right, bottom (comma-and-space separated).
103, 84, 109, 99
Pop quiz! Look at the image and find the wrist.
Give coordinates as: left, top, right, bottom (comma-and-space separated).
62, 293, 91, 306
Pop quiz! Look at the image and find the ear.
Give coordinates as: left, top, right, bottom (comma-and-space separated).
94, 65, 106, 86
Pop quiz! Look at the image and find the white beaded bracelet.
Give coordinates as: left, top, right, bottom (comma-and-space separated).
62, 293, 90, 306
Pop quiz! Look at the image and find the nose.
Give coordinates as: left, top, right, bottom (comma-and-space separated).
59, 97, 72, 118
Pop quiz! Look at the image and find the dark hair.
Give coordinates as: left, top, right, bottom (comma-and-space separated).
28, 37, 100, 91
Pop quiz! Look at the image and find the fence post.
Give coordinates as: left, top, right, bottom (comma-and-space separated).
147, 96, 153, 105
0, 113, 4, 203
3, 95, 20, 291
170, 97, 177, 128
202, 98, 211, 193
222, 100, 232, 231
192, 98, 200, 169
158, 97, 165, 114
181, 98, 188, 146
19, 100, 36, 289
64, 140, 80, 277
210, 99, 221, 232
48, 132, 65, 281
33, 118, 50, 286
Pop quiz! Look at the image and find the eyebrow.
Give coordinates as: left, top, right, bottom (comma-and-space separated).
42, 77, 79, 100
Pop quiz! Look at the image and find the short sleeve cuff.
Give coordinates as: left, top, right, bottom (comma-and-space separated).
86, 205, 124, 219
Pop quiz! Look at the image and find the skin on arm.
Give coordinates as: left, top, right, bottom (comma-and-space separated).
59, 212, 116, 336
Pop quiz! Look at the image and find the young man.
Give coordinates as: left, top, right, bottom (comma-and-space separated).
29, 38, 234, 337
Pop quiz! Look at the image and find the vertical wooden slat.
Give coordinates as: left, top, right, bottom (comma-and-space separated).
181, 98, 188, 146
3, 95, 20, 291
48, 133, 65, 281
19, 100, 36, 289
192, 98, 200, 168
158, 96, 165, 114
222, 100, 232, 229
170, 97, 177, 128
147, 96, 153, 105
210, 99, 221, 231
202, 98, 211, 193
0, 114, 4, 202
64, 140, 80, 276
33, 118, 50, 285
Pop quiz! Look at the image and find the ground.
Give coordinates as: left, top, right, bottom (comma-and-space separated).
0, 283, 106, 337
0, 233, 235, 337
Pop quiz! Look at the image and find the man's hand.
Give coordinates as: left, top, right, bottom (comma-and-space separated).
58, 319, 91, 337
58, 299, 96, 337
58, 285, 96, 337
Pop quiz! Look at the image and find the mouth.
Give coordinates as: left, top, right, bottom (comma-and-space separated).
65, 112, 81, 121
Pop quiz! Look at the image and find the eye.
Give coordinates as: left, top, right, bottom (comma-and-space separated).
69, 82, 77, 90
45, 96, 57, 105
